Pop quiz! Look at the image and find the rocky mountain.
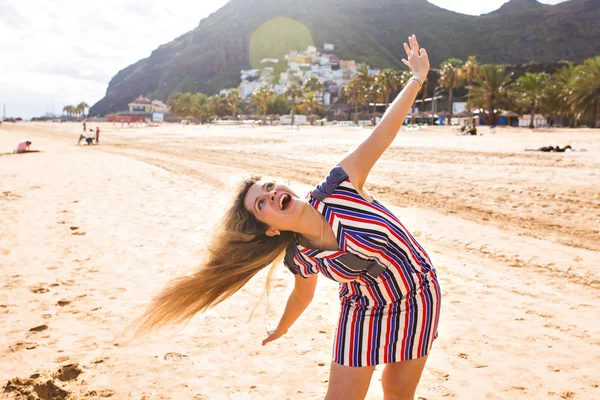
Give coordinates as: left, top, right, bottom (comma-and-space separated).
488, 0, 545, 15
89, 0, 600, 116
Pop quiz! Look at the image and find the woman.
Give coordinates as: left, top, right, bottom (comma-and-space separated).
135, 35, 440, 400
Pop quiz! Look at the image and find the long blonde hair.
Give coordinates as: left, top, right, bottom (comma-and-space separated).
131, 175, 294, 336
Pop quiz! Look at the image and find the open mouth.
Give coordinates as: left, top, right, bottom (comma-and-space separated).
278, 193, 292, 210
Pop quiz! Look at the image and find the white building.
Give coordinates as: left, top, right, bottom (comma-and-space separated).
280, 114, 308, 125
324, 43, 334, 51
241, 80, 260, 99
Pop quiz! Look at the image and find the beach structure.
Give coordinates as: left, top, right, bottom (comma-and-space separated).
108, 96, 171, 123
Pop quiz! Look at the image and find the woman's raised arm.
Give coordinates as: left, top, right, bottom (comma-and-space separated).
338, 34, 430, 191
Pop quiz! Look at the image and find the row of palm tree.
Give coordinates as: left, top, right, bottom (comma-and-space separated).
343, 55, 599, 128
168, 55, 598, 128
62, 102, 89, 119
168, 76, 326, 125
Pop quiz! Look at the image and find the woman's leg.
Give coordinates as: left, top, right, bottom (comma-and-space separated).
381, 355, 428, 400
325, 362, 376, 400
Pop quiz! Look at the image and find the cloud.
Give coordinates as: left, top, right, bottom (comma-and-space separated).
0, 4, 27, 28
0, 0, 228, 119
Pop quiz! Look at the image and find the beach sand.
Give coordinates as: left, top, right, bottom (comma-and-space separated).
1, 122, 599, 399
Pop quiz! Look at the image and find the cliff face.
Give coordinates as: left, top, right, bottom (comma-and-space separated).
89, 0, 600, 116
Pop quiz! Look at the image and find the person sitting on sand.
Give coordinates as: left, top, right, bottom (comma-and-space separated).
14, 141, 32, 153
132, 35, 439, 400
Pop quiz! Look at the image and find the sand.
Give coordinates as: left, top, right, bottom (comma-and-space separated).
0, 121, 598, 399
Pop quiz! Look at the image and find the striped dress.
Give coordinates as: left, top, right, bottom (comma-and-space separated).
284, 166, 441, 367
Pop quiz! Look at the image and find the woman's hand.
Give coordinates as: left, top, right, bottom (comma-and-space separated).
402, 34, 430, 82
262, 326, 288, 345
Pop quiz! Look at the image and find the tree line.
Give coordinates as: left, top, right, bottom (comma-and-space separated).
167, 76, 326, 125
167, 55, 600, 128
62, 102, 89, 119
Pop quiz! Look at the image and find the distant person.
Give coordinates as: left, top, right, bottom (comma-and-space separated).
95, 127, 100, 144
130, 34, 438, 400
525, 145, 572, 152
14, 141, 32, 153
78, 134, 85, 145
86, 137, 94, 145
489, 124, 496, 134
83, 121, 87, 132
553, 145, 572, 153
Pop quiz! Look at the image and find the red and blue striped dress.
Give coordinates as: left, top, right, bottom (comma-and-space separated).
284, 166, 441, 367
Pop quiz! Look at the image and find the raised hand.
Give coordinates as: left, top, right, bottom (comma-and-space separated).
401, 34, 430, 82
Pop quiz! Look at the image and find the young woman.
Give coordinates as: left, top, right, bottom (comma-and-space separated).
135, 35, 440, 400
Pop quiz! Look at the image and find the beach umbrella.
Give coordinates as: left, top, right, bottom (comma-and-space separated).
436, 111, 452, 117
457, 110, 474, 117
501, 110, 519, 127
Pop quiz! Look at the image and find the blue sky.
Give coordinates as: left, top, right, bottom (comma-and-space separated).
0, 0, 568, 119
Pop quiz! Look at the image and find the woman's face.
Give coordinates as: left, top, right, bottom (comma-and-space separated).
244, 180, 304, 235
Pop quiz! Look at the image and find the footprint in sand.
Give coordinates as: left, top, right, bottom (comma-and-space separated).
70, 226, 79, 231
31, 287, 50, 294
57, 300, 71, 307
54, 363, 82, 381
85, 389, 115, 397
29, 325, 49, 332
9, 342, 38, 352
72, 231, 86, 236
164, 352, 189, 362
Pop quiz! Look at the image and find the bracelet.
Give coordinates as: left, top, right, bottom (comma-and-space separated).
409, 75, 423, 88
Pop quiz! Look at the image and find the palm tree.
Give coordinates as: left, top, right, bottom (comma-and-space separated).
224, 89, 242, 119
552, 63, 578, 126
462, 56, 479, 104
366, 78, 385, 124
77, 102, 89, 119
345, 79, 364, 125
514, 72, 550, 128
299, 92, 321, 125
303, 76, 324, 95
570, 56, 600, 128
398, 70, 412, 88
208, 94, 227, 117
192, 93, 210, 122
438, 58, 464, 113
168, 92, 206, 121
462, 56, 480, 86
251, 84, 274, 124
378, 69, 400, 109
284, 82, 303, 125
63, 105, 73, 119
466, 64, 513, 126
355, 65, 374, 112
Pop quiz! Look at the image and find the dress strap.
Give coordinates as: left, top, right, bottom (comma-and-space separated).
311, 166, 349, 201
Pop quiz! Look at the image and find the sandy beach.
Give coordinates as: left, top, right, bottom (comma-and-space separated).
1, 121, 599, 399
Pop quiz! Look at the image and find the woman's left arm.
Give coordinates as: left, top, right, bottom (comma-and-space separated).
338, 34, 430, 191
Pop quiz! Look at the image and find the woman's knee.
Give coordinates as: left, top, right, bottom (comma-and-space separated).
325, 362, 375, 400
381, 357, 428, 400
